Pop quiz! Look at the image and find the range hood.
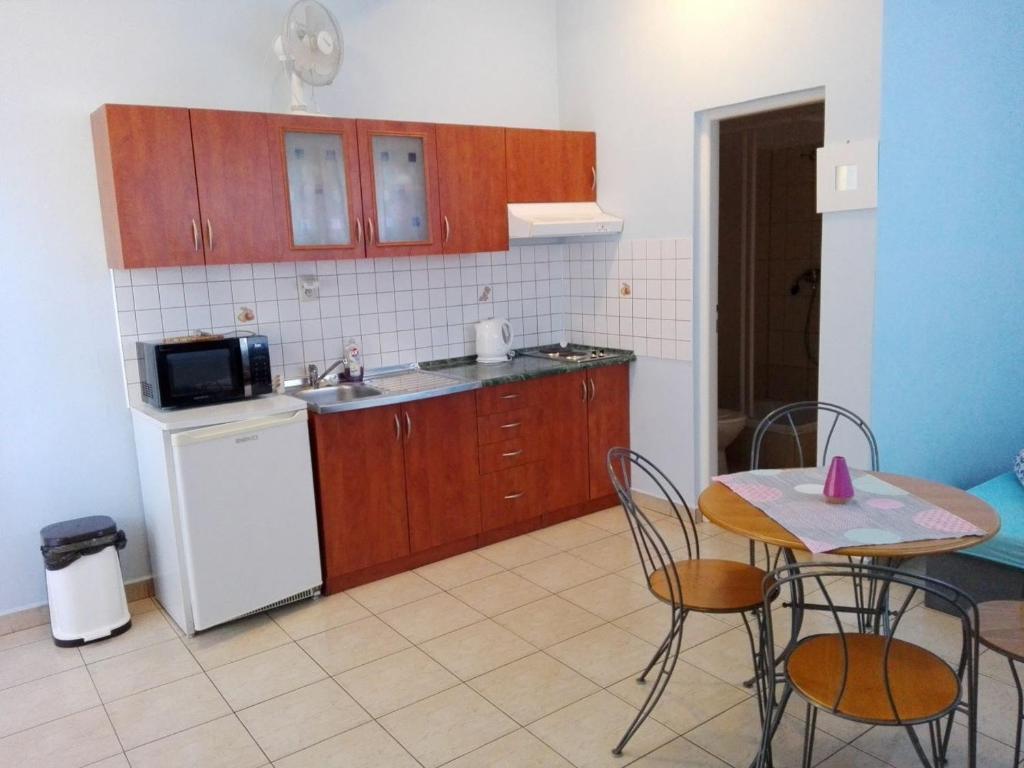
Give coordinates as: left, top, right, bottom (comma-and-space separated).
508, 202, 624, 240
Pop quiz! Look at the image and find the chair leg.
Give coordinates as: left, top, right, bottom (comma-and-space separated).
801, 703, 817, 768
637, 611, 682, 683
905, 724, 937, 768
612, 607, 683, 756
1011, 659, 1023, 768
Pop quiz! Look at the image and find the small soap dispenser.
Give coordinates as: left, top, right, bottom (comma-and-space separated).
342, 339, 363, 382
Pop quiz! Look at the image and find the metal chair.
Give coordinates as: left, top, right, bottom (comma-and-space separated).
976, 600, 1023, 768
755, 562, 980, 768
607, 448, 774, 756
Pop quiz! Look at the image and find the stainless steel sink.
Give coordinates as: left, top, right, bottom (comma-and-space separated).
294, 382, 383, 406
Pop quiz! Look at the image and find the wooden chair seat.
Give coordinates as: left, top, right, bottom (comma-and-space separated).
978, 600, 1024, 662
648, 558, 769, 613
786, 633, 959, 724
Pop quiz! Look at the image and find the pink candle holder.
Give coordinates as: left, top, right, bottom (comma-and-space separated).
823, 456, 855, 504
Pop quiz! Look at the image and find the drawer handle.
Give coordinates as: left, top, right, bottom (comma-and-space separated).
500, 393, 519, 400
504, 491, 525, 500
502, 449, 524, 458
499, 422, 521, 429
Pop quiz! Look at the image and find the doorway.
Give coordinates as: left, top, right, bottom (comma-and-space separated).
715, 103, 824, 473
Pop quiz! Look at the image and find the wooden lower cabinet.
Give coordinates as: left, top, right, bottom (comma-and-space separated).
481, 463, 544, 530
536, 372, 590, 512
402, 392, 481, 552
586, 364, 631, 499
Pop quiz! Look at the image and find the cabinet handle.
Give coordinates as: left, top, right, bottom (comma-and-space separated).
443, 215, 451, 244
502, 449, 524, 458
504, 491, 525, 500
580, 380, 587, 401
405, 412, 412, 440
393, 413, 401, 441
591, 166, 597, 192
205, 219, 214, 251
191, 219, 200, 252
499, 421, 521, 430
500, 393, 519, 400
355, 217, 363, 244
588, 378, 596, 401
367, 217, 375, 245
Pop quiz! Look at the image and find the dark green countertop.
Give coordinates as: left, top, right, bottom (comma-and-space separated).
421, 347, 636, 387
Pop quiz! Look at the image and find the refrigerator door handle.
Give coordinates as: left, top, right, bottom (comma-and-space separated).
170, 410, 307, 446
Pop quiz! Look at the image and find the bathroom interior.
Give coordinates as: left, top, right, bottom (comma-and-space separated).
717, 102, 824, 472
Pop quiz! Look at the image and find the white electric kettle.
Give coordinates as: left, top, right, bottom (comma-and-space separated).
475, 318, 514, 364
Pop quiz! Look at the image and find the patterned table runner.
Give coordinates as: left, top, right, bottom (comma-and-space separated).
713, 468, 986, 553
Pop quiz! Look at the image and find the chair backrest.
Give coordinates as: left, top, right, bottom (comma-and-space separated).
761, 561, 979, 725
750, 401, 879, 471
607, 448, 699, 608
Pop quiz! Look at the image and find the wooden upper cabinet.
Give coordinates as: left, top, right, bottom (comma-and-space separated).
189, 109, 279, 264
402, 391, 481, 552
586, 364, 630, 499
266, 115, 365, 260
436, 125, 508, 254
506, 128, 597, 203
356, 120, 442, 258
92, 105, 204, 269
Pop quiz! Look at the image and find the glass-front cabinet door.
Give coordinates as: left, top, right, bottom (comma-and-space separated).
266, 115, 365, 260
356, 120, 442, 258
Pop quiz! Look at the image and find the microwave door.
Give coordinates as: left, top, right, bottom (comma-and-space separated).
158, 344, 244, 406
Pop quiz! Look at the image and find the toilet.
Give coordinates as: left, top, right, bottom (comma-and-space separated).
717, 408, 748, 474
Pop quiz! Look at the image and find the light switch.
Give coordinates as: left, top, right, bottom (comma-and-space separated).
835, 164, 859, 192
298, 275, 320, 301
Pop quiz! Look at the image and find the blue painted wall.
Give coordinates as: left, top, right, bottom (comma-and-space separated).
872, 1, 1024, 487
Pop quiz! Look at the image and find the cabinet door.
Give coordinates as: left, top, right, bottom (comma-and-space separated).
266, 115, 365, 260
402, 392, 481, 552
357, 120, 442, 257
506, 128, 596, 203
91, 105, 204, 269
436, 125, 508, 253
536, 371, 590, 510
310, 407, 410, 578
189, 109, 279, 264
586, 365, 630, 499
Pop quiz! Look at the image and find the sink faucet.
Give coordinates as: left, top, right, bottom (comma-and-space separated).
307, 359, 345, 389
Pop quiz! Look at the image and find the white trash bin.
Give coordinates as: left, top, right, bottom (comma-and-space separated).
40, 516, 131, 647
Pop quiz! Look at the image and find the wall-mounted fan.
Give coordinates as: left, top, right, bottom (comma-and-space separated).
272, 0, 343, 114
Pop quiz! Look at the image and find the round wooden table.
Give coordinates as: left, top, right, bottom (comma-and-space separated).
698, 471, 1001, 560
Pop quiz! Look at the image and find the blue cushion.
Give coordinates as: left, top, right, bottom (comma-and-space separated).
960, 471, 1024, 569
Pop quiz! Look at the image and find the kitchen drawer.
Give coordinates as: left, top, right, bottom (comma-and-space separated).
477, 408, 537, 445
476, 381, 537, 415
479, 436, 540, 474
481, 462, 544, 530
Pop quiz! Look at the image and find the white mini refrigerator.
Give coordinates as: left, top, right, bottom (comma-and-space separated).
132, 396, 322, 634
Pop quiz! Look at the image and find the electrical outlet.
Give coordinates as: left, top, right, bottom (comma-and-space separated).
298, 275, 320, 301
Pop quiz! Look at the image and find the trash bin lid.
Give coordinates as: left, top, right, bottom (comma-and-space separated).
40, 516, 118, 549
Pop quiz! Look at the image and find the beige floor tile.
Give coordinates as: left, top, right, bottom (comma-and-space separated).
680, 626, 762, 687
209, 642, 326, 710
629, 736, 730, 767
0, 636, 82, 690
853, 719, 1013, 768
0, 666, 99, 738
569, 532, 643, 571
378, 592, 484, 644
608, 660, 749, 735
528, 689, 676, 767
83, 755, 130, 768
273, 720, 419, 768
443, 728, 574, 767
577, 506, 631, 534
559, 573, 658, 622
494, 595, 604, 648
979, 647, 1016, 686
816, 745, 892, 767
414, 552, 504, 590
89, 637, 200, 702
614, 604, 733, 650
269, 594, 370, 640
450, 571, 549, 616
379, 685, 517, 768
79, 609, 176, 664
346, 571, 440, 614
125, 714, 265, 768
237, 678, 369, 762
105, 673, 229, 750
476, 534, 561, 569
420, 619, 536, 680
298, 616, 410, 675
184, 613, 291, 670
694, 534, 751, 562
468, 652, 599, 725
336, 646, 458, 717
547, 623, 658, 686
0, 706, 120, 768
967, 670, 1021, 745
0, 623, 52, 653
514, 552, 607, 592
687, 698, 844, 768
530, 519, 611, 550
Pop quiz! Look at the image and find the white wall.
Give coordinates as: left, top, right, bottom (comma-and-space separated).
0, 0, 560, 615
556, 0, 883, 495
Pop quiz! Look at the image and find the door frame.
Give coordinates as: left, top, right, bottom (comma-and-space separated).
692, 86, 826, 492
